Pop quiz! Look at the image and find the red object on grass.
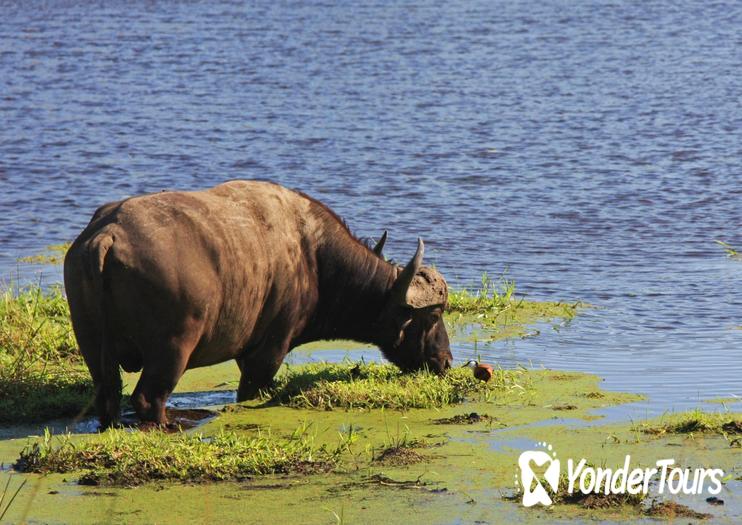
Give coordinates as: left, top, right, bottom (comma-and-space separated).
473, 363, 494, 382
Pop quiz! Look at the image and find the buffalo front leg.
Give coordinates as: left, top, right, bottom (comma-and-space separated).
236, 350, 287, 402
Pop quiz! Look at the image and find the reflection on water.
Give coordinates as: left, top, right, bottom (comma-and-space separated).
0, 0, 740, 417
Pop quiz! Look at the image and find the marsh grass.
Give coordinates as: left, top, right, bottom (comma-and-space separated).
380, 423, 426, 451
714, 240, 740, 258
16, 243, 71, 265
447, 273, 517, 313
372, 424, 430, 465
0, 369, 94, 423
635, 410, 742, 438
16, 427, 338, 486
267, 362, 530, 410
0, 282, 92, 422
446, 274, 579, 335
0, 282, 77, 367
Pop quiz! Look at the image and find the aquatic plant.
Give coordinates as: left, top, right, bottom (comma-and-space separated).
446, 273, 580, 338
267, 362, 530, 410
16, 242, 71, 265
16, 427, 337, 486
372, 423, 429, 465
635, 409, 742, 438
714, 240, 740, 258
447, 273, 517, 313
0, 282, 77, 366
0, 282, 92, 422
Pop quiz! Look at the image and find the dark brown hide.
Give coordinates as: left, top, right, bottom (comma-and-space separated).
64, 181, 452, 426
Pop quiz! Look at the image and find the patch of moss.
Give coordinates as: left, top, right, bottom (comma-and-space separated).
373, 446, 425, 466
15, 427, 337, 486
582, 391, 606, 399
432, 412, 494, 425
371, 425, 434, 467
267, 362, 530, 410
549, 489, 711, 520
635, 410, 742, 437
551, 403, 578, 411
645, 500, 712, 519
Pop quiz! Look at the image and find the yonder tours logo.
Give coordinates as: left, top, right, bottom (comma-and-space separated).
516, 442, 724, 507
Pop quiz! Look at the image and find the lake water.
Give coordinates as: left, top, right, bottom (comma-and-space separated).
1, 0, 740, 415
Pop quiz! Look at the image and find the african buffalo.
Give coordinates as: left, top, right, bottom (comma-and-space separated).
64, 180, 452, 427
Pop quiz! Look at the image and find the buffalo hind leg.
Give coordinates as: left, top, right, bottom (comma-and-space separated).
132, 326, 200, 424
132, 350, 189, 425
236, 349, 287, 402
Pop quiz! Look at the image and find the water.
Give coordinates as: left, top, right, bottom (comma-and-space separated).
1, 0, 740, 415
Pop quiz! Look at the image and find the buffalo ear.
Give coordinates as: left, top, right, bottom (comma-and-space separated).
389, 238, 424, 305
393, 318, 413, 348
372, 230, 388, 257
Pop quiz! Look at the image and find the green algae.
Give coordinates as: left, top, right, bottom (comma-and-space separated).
1, 275, 737, 523
4, 363, 741, 524
446, 300, 581, 343
446, 275, 581, 342
0, 471, 469, 525
124, 360, 238, 395
9, 365, 643, 485
267, 362, 530, 410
